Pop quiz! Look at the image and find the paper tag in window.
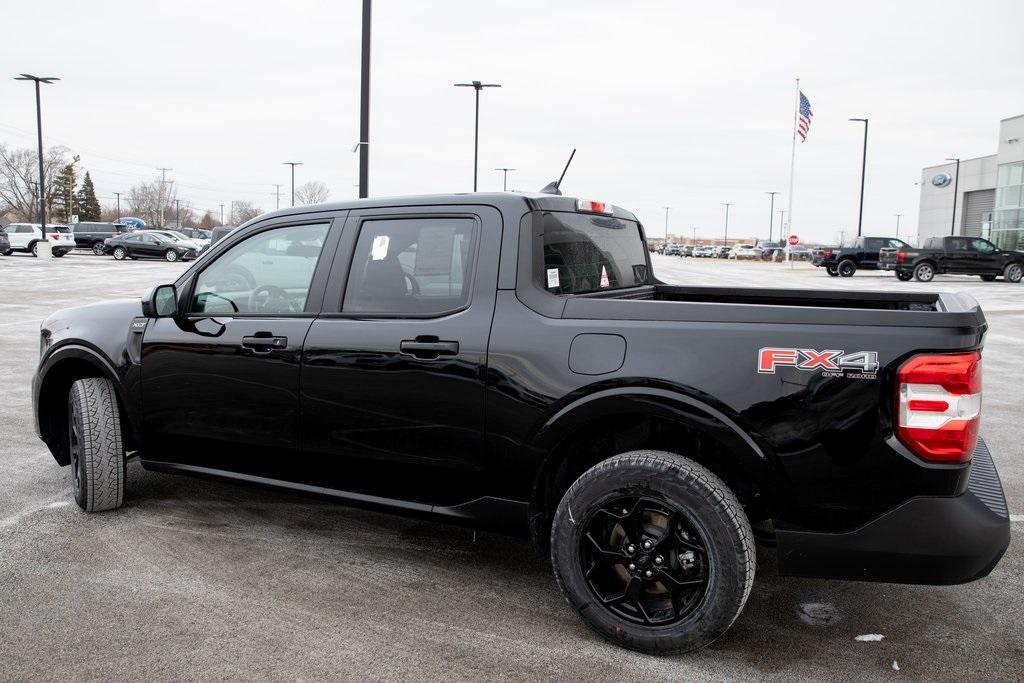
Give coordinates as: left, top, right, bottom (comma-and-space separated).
546, 268, 560, 289
370, 235, 390, 260
600, 265, 610, 288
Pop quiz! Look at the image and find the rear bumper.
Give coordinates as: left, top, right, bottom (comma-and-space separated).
880, 262, 898, 270
776, 438, 1010, 585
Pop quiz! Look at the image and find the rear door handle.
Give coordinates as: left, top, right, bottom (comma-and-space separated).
242, 335, 288, 353
400, 339, 459, 358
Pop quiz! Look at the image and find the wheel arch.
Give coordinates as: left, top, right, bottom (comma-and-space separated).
526, 386, 774, 555
36, 345, 133, 465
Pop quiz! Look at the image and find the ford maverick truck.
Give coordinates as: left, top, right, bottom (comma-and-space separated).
33, 192, 1010, 654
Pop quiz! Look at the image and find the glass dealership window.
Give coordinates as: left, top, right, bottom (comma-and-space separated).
993, 162, 1024, 250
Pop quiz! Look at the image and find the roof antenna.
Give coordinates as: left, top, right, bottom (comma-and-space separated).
540, 148, 576, 195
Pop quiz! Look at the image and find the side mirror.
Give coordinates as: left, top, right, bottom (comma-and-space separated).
142, 284, 178, 318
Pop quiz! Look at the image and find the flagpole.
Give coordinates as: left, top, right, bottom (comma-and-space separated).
785, 77, 799, 262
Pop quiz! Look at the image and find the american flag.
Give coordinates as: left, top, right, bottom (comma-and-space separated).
796, 91, 813, 142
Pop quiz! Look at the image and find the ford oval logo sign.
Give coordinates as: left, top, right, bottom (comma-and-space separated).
931, 173, 952, 188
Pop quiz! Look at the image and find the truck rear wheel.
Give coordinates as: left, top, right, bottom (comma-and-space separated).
826, 265, 839, 277
980, 274, 997, 282
550, 450, 754, 655
913, 262, 935, 282
67, 378, 125, 512
1005, 263, 1023, 283
896, 271, 913, 281
837, 260, 856, 277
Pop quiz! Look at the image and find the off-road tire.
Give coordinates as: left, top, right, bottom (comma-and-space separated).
67, 378, 125, 512
550, 450, 755, 655
837, 260, 856, 277
913, 262, 935, 282
1004, 262, 1023, 284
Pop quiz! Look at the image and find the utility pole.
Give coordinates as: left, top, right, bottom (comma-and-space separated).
894, 213, 903, 239
14, 74, 59, 229
175, 199, 180, 228
946, 157, 961, 235
358, 0, 371, 199
454, 80, 501, 191
113, 192, 122, 220
273, 184, 283, 210
495, 167, 515, 191
778, 210, 786, 239
721, 203, 733, 247
691, 226, 697, 246
849, 118, 868, 237
663, 206, 671, 241
765, 192, 779, 243
157, 167, 173, 227
220, 203, 225, 225
283, 162, 302, 206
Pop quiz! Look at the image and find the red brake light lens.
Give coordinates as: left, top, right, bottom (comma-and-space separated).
895, 351, 981, 463
576, 199, 612, 214
896, 250, 906, 263
823, 249, 832, 258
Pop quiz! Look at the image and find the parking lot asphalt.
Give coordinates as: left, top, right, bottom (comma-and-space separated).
1, 251, 1021, 681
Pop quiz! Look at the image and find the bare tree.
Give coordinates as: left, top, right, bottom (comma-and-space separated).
230, 200, 262, 224
0, 144, 71, 221
295, 180, 330, 205
126, 180, 184, 227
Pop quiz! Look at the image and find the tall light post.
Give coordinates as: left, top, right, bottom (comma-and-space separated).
14, 74, 59, 228
663, 206, 671, 241
691, 226, 697, 246
283, 162, 303, 206
894, 213, 903, 239
113, 191, 122, 220
946, 157, 961, 235
495, 167, 515, 191
778, 210, 786, 240
765, 191, 779, 243
721, 203, 733, 247
454, 80, 501, 191
358, 0, 371, 199
849, 117, 869, 237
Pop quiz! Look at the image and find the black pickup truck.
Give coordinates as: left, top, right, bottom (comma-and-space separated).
32, 193, 1009, 655
813, 236, 908, 277
881, 235, 1024, 283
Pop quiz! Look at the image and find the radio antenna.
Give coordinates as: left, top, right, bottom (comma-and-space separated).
540, 148, 577, 195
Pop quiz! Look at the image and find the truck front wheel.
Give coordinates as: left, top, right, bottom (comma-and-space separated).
550, 450, 754, 655
67, 378, 126, 512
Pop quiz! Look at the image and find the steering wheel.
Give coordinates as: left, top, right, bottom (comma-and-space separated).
248, 284, 300, 313
402, 270, 420, 295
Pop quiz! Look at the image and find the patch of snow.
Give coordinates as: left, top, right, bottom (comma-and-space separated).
855, 633, 885, 642
892, 660, 900, 671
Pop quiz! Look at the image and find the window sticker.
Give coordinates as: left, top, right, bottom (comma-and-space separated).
370, 235, 390, 261
546, 268, 560, 289
600, 265, 610, 288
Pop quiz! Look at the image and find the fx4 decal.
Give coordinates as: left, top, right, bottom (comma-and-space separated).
757, 347, 880, 378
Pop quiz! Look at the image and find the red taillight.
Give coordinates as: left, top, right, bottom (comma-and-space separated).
896, 250, 906, 264
895, 351, 981, 463
576, 199, 612, 214
823, 249, 832, 258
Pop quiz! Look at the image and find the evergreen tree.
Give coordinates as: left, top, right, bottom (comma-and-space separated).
50, 164, 78, 223
76, 172, 101, 221
199, 211, 216, 229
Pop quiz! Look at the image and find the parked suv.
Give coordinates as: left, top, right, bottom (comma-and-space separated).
71, 222, 131, 255
2, 223, 76, 257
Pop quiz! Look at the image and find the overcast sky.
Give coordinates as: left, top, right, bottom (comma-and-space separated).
3, 1, 1023, 243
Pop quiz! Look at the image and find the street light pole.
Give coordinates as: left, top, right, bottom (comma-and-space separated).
494, 167, 515, 191
455, 80, 501, 191
283, 162, 303, 206
691, 226, 697, 246
113, 192, 122, 220
849, 118, 869, 237
946, 157, 961, 235
14, 74, 59, 227
663, 206, 671, 241
894, 213, 903, 240
778, 210, 786, 240
765, 192, 779, 243
721, 203, 733, 247
358, 0, 371, 199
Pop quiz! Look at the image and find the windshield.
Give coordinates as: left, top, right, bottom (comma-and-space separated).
540, 211, 650, 294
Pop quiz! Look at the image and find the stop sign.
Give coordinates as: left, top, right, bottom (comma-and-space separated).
788, 234, 799, 246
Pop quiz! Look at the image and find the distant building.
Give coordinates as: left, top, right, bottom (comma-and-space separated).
918, 114, 1024, 251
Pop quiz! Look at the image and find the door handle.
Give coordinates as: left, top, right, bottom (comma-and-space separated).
400, 338, 459, 358
241, 335, 288, 353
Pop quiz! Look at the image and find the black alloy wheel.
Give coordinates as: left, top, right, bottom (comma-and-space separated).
580, 494, 709, 626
